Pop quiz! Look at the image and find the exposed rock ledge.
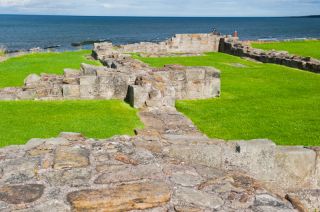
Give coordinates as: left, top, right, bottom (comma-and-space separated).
0, 107, 318, 211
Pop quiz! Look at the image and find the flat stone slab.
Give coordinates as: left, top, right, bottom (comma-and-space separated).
67, 181, 171, 211
0, 184, 44, 204
94, 164, 163, 184
54, 146, 90, 169
173, 187, 224, 209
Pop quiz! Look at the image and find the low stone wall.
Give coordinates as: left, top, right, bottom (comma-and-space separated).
153, 65, 221, 100
219, 39, 320, 73
0, 47, 221, 108
120, 33, 222, 54
166, 139, 320, 191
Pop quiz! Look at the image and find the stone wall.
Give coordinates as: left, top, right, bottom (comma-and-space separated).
0, 48, 221, 108
219, 38, 320, 73
153, 65, 221, 100
119, 33, 222, 54
166, 139, 320, 191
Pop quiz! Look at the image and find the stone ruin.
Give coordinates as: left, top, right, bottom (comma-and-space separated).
0, 47, 221, 108
219, 39, 320, 73
0, 33, 320, 211
120, 33, 222, 54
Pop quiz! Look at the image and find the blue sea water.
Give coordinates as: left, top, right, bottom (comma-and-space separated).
0, 15, 320, 51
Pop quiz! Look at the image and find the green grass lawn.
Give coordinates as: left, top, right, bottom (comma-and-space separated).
136, 53, 320, 146
0, 100, 143, 147
0, 50, 100, 88
251, 40, 320, 60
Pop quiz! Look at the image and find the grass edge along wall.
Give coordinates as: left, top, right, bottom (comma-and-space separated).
136, 52, 320, 146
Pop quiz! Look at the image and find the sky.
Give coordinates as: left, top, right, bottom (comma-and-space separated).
0, 0, 319, 17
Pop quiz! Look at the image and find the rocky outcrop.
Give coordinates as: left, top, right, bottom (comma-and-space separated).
219, 39, 320, 73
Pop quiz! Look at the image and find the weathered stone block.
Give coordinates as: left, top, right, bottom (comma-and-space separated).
173, 187, 223, 209
24, 74, 41, 88
222, 140, 277, 182
63, 84, 80, 98
186, 81, 205, 99
63, 68, 79, 78
44, 168, 91, 187
127, 85, 149, 108
80, 76, 98, 86
17, 90, 36, 100
164, 144, 223, 168
186, 67, 206, 81
80, 63, 97, 76
275, 146, 317, 190
80, 85, 98, 99
0, 184, 44, 204
94, 164, 163, 184
67, 182, 171, 211
54, 146, 90, 169
0, 157, 40, 184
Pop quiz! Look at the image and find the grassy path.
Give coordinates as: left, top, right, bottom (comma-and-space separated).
137, 53, 320, 146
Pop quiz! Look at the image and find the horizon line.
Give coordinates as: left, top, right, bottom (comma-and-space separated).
0, 13, 319, 18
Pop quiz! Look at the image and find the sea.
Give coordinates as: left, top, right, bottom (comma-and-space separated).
0, 15, 320, 52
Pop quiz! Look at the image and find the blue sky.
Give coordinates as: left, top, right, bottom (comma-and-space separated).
0, 0, 319, 17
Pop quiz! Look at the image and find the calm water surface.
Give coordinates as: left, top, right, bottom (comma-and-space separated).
0, 15, 320, 51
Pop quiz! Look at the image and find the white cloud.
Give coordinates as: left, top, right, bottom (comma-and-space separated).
0, 0, 33, 7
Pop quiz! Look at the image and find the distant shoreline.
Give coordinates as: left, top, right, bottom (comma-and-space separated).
289, 15, 320, 18
1, 38, 319, 59
0, 14, 319, 18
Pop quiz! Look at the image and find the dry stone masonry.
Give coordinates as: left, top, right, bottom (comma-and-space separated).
0, 107, 319, 211
120, 33, 223, 54
0, 33, 320, 211
219, 38, 320, 73
0, 43, 221, 104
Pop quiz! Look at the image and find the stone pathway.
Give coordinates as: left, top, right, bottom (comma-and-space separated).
0, 106, 310, 211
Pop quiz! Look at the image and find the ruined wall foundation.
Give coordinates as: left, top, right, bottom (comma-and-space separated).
0, 33, 320, 211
